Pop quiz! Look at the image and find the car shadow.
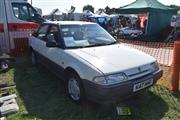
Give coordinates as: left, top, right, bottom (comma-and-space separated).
13, 57, 169, 120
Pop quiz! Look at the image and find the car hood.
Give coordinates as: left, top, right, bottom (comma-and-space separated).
69, 44, 156, 74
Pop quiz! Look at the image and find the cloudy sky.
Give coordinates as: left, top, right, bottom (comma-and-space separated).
27, 0, 180, 15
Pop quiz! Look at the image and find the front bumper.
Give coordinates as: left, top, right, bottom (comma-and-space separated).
82, 69, 163, 104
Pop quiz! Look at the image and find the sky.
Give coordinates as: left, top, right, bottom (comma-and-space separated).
27, 0, 180, 15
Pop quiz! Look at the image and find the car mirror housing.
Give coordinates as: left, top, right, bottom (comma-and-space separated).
46, 41, 57, 47
34, 13, 41, 18
31, 13, 45, 24
32, 31, 38, 37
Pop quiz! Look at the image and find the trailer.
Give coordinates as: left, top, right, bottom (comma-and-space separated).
0, 0, 44, 56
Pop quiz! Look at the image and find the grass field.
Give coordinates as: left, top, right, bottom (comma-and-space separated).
0, 57, 180, 120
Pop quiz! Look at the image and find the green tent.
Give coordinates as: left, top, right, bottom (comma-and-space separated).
116, 0, 177, 40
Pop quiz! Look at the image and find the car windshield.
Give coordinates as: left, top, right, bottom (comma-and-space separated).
61, 24, 117, 48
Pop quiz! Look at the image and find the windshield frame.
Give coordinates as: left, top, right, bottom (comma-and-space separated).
60, 24, 118, 49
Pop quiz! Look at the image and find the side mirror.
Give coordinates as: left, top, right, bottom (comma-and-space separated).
32, 31, 38, 37
34, 13, 41, 18
46, 41, 57, 47
31, 13, 45, 24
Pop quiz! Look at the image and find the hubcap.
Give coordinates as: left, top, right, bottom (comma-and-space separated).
68, 78, 80, 101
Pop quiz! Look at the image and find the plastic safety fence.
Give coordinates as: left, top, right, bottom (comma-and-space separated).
119, 40, 174, 89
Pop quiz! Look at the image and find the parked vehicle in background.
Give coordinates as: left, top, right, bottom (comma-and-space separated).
166, 15, 180, 42
118, 27, 143, 39
0, 0, 44, 56
29, 21, 163, 104
171, 15, 180, 27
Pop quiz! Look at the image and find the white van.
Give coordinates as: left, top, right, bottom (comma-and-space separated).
0, 0, 44, 56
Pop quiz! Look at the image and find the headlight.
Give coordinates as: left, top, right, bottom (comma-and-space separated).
93, 76, 107, 85
151, 61, 160, 72
93, 73, 128, 85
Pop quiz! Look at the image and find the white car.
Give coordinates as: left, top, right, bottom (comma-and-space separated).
29, 21, 163, 104
119, 27, 143, 38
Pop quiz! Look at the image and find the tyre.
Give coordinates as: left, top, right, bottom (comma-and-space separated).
31, 49, 37, 65
67, 73, 84, 103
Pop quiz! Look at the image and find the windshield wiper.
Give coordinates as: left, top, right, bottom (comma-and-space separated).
105, 42, 118, 45
84, 42, 118, 48
66, 42, 118, 49
85, 44, 107, 48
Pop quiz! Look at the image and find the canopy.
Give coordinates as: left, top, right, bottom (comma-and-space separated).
116, 0, 177, 40
121, 0, 174, 10
83, 10, 94, 16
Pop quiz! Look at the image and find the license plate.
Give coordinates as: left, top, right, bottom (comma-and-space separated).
133, 79, 153, 92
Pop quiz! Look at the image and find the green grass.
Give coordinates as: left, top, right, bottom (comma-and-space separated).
0, 57, 180, 120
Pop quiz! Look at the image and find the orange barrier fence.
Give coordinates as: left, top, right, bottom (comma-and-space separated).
119, 40, 178, 90
120, 40, 174, 66
172, 41, 180, 91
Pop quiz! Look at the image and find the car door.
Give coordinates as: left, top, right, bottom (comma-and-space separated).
40, 25, 65, 77
32, 24, 49, 56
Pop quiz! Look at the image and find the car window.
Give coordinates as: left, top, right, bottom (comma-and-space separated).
61, 24, 117, 48
12, 3, 37, 21
37, 25, 49, 41
46, 25, 59, 43
29, 6, 36, 17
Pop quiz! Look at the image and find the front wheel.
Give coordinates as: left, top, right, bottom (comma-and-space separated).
67, 73, 84, 103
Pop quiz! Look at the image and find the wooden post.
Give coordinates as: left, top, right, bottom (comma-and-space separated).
172, 41, 180, 91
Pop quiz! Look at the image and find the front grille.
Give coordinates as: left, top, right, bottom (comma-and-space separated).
124, 65, 153, 80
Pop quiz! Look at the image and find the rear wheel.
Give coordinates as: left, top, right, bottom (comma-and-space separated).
67, 73, 84, 103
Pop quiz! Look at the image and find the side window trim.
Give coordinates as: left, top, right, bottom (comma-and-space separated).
59, 25, 66, 49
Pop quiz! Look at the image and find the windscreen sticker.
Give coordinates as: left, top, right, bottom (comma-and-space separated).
62, 28, 69, 32
74, 40, 89, 46
64, 37, 90, 47
64, 37, 75, 46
